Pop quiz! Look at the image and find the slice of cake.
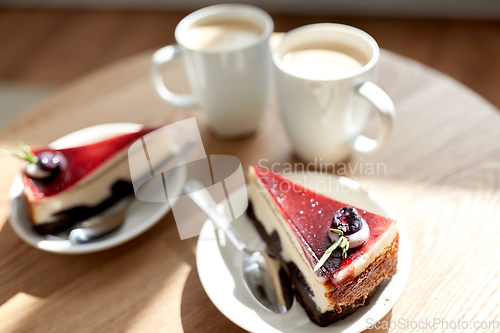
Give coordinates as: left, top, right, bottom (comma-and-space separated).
247, 165, 398, 327
16, 128, 154, 234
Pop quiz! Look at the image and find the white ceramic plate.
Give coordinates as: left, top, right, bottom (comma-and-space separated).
196, 173, 411, 333
8, 123, 185, 254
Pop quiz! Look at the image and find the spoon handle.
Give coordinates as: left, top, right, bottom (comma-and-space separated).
185, 180, 247, 252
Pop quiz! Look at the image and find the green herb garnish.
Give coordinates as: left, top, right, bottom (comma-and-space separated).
0, 141, 38, 164
313, 229, 350, 272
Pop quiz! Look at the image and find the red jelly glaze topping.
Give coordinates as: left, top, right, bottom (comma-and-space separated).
23, 128, 154, 199
251, 165, 396, 281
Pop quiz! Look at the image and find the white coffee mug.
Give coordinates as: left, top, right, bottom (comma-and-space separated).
272, 24, 395, 164
151, 4, 274, 138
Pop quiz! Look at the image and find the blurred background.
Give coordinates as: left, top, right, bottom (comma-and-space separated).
1, 0, 500, 128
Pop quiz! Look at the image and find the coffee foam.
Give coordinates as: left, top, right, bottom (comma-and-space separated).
182, 20, 263, 52
281, 42, 370, 80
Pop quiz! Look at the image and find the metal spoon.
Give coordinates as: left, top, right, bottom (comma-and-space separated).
68, 196, 132, 243
184, 180, 293, 314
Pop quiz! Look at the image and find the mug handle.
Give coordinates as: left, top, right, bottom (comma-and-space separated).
353, 81, 395, 154
151, 45, 198, 108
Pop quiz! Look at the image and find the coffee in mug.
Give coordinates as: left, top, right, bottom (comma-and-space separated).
151, 4, 274, 138
182, 20, 264, 52
272, 24, 396, 164
281, 42, 370, 80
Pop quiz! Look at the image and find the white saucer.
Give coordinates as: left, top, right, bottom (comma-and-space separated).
196, 173, 411, 333
8, 123, 185, 255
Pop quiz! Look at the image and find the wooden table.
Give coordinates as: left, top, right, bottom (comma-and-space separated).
0, 47, 499, 332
